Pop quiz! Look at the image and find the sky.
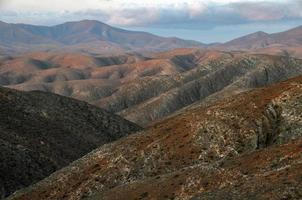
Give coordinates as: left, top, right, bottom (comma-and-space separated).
0, 0, 301, 43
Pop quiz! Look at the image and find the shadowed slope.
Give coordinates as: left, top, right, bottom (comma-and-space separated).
0, 87, 141, 198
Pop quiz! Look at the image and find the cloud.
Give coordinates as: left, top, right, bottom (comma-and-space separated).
0, 0, 301, 28
229, 1, 302, 21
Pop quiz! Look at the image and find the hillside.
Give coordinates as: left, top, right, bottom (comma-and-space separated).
1, 49, 302, 126
114, 53, 302, 126
7, 75, 302, 200
0, 20, 203, 54
0, 87, 141, 198
213, 25, 302, 58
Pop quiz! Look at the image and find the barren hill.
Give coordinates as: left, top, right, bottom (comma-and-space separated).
1, 49, 302, 126
213, 25, 302, 58
8, 75, 302, 200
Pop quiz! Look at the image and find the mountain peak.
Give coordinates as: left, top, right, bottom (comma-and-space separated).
62, 19, 106, 26
0, 20, 203, 53
56, 19, 109, 30
245, 31, 269, 38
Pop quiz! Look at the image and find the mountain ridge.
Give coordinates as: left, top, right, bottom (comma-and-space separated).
0, 20, 203, 54
215, 25, 302, 51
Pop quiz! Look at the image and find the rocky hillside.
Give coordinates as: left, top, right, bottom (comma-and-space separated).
0, 87, 141, 198
8, 75, 302, 200
114, 53, 302, 126
2, 49, 302, 127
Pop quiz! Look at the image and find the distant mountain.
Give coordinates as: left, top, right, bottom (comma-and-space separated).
0, 87, 141, 198
215, 25, 302, 50
0, 20, 203, 54
8, 74, 302, 200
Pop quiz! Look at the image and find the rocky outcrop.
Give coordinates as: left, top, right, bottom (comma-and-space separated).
255, 102, 283, 148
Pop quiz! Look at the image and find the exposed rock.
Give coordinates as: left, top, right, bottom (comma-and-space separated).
117, 54, 302, 126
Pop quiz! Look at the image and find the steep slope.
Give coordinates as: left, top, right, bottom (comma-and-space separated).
0, 20, 203, 54
191, 140, 302, 200
0, 87, 141, 198
102, 140, 302, 200
8, 75, 302, 200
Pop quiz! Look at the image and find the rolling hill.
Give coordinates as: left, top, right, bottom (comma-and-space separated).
7, 75, 302, 200
0, 87, 141, 198
2, 49, 302, 126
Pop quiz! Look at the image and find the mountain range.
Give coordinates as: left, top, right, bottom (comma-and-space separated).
0, 20, 203, 54
2, 20, 302, 57
1, 19, 302, 200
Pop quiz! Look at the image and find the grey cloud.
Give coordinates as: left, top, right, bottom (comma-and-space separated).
0, 0, 301, 28
75, 0, 302, 27
229, 0, 302, 21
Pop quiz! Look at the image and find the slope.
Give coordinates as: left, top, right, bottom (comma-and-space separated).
8, 75, 302, 200
0, 87, 141, 198
215, 25, 302, 56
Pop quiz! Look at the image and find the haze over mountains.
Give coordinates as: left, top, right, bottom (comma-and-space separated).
215, 25, 302, 58
1, 20, 302, 57
0, 20, 203, 54
218, 26, 302, 49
